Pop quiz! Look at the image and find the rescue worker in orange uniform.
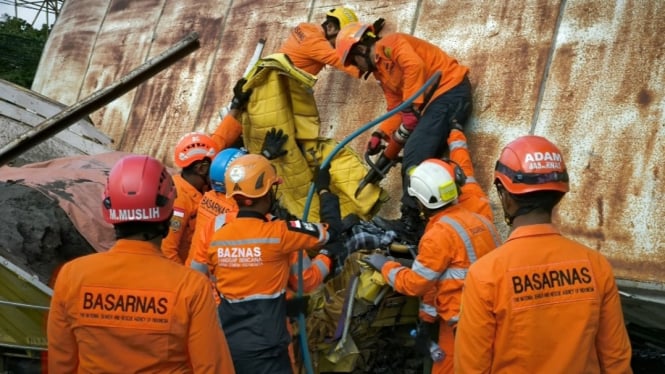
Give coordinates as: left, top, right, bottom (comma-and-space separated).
164, 79, 255, 264
187, 147, 245, 269
162, 131, 219, 264
336, 23, 473, 244
278, 7, 360, 77
207, 154, 343, 374
454, 135, 633, 373
362, 158, 500, 374
418, 127, 498, 330
47, 155, 235, 373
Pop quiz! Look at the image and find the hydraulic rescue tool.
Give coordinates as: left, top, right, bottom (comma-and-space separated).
354, 120, 414, 198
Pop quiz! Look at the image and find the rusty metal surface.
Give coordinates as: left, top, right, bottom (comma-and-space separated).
30, 0, 665, 284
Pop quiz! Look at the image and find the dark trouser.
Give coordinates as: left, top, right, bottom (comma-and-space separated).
232, 349, 292, 374
401, 76, 472, 211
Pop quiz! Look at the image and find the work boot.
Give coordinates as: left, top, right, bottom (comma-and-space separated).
372, 208, 424, 245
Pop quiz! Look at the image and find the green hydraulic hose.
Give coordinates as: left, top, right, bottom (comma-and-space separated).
296, 71, 442, 374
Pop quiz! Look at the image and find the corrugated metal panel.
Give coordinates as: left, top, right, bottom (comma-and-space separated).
30, 0, 665, 285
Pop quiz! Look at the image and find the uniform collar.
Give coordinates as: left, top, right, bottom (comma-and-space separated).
110, 239, 164, 256
174, 174, 204, 199
506, 223, 560, 243
237, 210, 269, 221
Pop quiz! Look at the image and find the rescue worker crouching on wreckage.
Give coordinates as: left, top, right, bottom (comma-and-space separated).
47, 155, 235, 373
361, 158, 501, 374
335, 22, 473, 245
205, 153, 348, 374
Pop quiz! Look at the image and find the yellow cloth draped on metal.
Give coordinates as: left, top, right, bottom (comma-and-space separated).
240, 53, 386, 221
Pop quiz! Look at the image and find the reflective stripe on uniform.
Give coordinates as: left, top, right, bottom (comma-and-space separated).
213, 213, 228, 231
466, 176, 477, 184
449, 139, 466, 151
210, 237, 280, 246
440, 267, 468, 280
190, 260, 208, 276
440, 216, 476, 263
387, 265, 407, 287
312, 258, 330, 279
420, 301, 438, 318
413, 259, 442, 281
220, 289, 286, 303
290, 255, 313, 275
473, 213, 502, 248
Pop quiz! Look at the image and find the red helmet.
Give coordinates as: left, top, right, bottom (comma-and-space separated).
173, 132, 218, 168
494, 135, 569, 194
335, 22, 374, 66
102, 155, 175, 224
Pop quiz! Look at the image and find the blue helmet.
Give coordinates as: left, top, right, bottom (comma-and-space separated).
209, 148, 247, 193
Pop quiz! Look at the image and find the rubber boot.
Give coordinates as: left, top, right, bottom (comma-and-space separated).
372, 206, 424, 245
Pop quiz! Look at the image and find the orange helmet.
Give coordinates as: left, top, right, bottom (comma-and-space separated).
173, 132, 218, 168
494, 135, 569, 195
225, 154, 282, 199
335, 22, 374, 66
102, 155, 175, 224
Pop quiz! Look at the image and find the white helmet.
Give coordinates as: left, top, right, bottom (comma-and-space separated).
407, 159, 459, 209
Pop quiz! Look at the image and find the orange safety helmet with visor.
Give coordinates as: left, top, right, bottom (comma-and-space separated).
225, 154, 283, 199
494, 135, 569, 195
335, 22, 377, 67
173, 132, 218, 169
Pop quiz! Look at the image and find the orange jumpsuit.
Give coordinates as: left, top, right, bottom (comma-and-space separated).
418, 129, 497, 324
381, 205, 500, 374
279, 22, 360, 77
448, 129, 493, 222
186, 190, 239, 267
47, 239, 235, 373
454, 224, 633, 374
162, 174, 203, 264
373, 33, 470, 136
207, 211, 330, 373
211, 114, 243, 151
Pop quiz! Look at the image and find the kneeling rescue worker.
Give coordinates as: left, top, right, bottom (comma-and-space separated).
47, 155, 235, 373
206, 154, 344, 374
362, 158, 500, 374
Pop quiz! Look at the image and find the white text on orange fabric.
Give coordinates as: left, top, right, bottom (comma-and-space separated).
217, 247, 263, 267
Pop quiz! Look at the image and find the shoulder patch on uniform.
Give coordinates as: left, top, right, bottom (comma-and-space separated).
170, 217, 182, 231
173, 208, 185, 218
383, 46, 392, 59
287, 220, 320, 237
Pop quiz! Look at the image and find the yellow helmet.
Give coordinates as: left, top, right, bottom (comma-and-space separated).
326, 7, 358, 29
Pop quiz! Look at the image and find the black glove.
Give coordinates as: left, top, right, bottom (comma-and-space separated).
286, 295, 310, 318
414, 321, 436, 357
372, 18, 385, 35
320, 239, 346, 259
261, 128, 288, 160
230, 78, 252, 110
315, 165, 331, 194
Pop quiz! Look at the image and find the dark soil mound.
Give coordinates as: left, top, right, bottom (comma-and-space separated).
0, 182, 95, 284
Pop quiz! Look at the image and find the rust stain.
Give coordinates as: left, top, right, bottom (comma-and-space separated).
30, 0, 665, 285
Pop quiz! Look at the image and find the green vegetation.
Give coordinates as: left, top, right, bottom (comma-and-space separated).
0, 15, 50, 88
